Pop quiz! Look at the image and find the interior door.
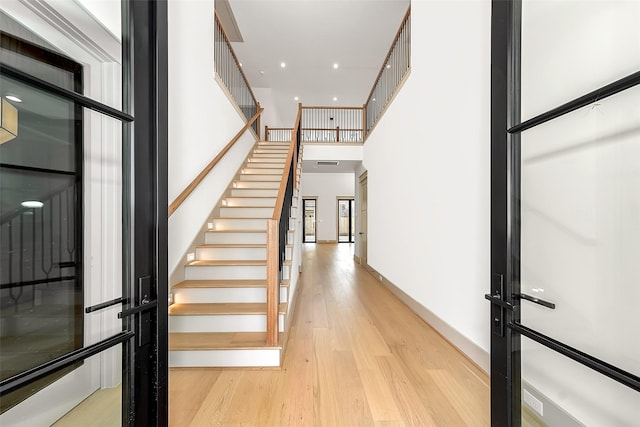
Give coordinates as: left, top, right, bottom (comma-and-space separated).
490, 1, 640, 426
0, 2, 166, 425
359, 173, 368, 266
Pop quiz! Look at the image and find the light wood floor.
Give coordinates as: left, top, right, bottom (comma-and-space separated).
169, 243, 490, 426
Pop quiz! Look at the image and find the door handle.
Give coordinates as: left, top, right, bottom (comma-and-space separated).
117, 298, 157, 319
359, 232, 364, 235
484, 293, 516, 311
520, 293, 556, 309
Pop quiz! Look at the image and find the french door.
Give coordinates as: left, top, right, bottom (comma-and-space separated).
337, 198, 355, 243
490, 1, 640, 425
0, 1, 167, 425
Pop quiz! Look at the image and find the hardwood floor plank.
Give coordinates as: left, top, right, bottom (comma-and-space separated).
169, 370, 221, 426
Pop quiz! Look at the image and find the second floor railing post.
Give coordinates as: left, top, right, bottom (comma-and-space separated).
336, 126, 340, 142
265, 125, 269, 141
362, 103, 367, 140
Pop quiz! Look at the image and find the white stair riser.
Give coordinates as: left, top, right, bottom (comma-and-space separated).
224, 197, 276, 207
205, 232, 266, 244
169, 314, 285, 332
239, 175, 282, 182
172, 287, 288, 304
241, 168, 283, 175
253, 149, 288, 154
169, 349, 281, 368
173, 287, 266, 303
233, 181, 280, 189
230, 189, 278, 197
196, 246, 266, 260
246, 157, 286, 168
251, 155, 288, 159
185, 265, 266, 280
220, 207, 273, 218
211, 218, 268, 230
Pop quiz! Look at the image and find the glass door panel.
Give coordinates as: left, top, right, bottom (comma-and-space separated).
0, 2, 139, 424
513, 1, 640, 425
521, 337, 639, 426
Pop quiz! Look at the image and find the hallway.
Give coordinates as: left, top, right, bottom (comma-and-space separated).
169, 243, 490, 426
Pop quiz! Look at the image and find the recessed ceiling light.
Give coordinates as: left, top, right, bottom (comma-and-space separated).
239, 63, 243, 67
21, 200, 44, 208
280, 62, 286, 68
386, 64, 391, 69
333, 63, 339, 69
294, 96, 299, 101
259, 70, 265, 75
6, 95, 22, 103
372, 98, 376, 101
333, 97, 338, 102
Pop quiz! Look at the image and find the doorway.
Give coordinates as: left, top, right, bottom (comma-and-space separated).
302, 198, 317, 243
490, 1, 640, 426
337, 198, 355, 243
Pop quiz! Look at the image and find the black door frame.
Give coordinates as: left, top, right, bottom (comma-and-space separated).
490, 1, 640, 425
123, 1, 168, 425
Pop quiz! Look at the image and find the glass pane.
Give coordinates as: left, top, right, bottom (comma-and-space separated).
1, 75, 124, 423
1, 345, 123, 426
1, 0, 123, 109
519, 84, 640, 377
521, 0, 640, 119
520, 337, 639, 426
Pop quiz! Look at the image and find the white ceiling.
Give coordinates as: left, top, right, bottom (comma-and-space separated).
227, 0, 410, 127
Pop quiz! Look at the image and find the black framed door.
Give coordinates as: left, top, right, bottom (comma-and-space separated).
0, 1, 166, 425
490, 1, 640, 426
338, 198, 355, 243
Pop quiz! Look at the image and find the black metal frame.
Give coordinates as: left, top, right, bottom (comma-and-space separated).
491, 1, 640, 425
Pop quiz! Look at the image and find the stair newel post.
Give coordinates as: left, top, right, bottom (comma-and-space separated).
266, 219, 279, 346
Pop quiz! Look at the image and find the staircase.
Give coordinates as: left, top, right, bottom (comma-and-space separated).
168, 140, 301, 367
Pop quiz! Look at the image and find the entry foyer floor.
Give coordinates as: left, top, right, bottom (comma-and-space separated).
169, 243, 490, 426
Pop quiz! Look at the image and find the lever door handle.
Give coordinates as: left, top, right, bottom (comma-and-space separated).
520, 293, 556, 309
484, 293, 515, 311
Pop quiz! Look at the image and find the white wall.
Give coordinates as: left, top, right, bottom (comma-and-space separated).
361, 0, 491, 369
301, 173, 355, 242
168, 0, 256, 278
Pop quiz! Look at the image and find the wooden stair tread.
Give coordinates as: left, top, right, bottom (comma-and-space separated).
169, 302, 287, 315
187, 260, 266, 267
172, 279, 290, 289
169, 332, 283, 350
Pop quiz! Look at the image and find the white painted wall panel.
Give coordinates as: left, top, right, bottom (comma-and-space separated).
362, 0, 491, 366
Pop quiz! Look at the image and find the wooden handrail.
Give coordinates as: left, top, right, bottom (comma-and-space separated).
214, 12, 259, 109
168, 108, 263, 217
364, 6, 411, 106
265, 104, 302, 346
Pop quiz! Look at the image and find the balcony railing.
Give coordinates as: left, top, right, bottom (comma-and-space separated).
364, 6, 411, 135
266, 106, 364, 143
214, 12, 260, 135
